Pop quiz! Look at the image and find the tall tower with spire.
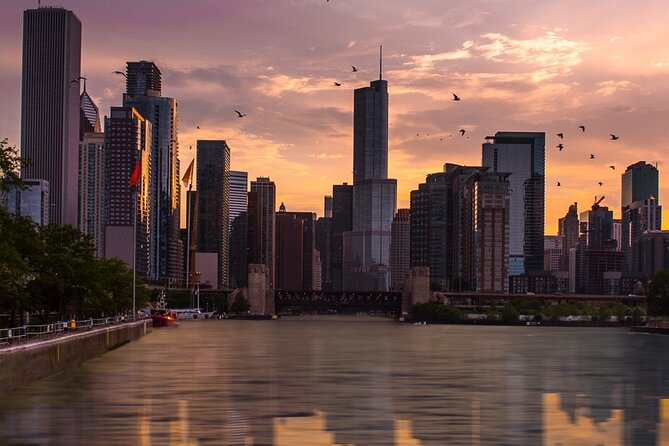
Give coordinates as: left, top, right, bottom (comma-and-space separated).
343, 46, 397, 291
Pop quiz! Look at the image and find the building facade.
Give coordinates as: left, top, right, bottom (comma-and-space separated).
228, 171, 248, 288
104, 107, 152, 278
21, 7, 81, 226
390, 208, 410, 290
248, 177, 276, 288
331, 183, 353, 291
621, 161, 659, 262
196, 140, 230, 288
482, 132, 545, 276
3, 179, 50, 226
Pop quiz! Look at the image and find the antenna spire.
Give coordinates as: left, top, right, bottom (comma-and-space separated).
379, 45, 383, 80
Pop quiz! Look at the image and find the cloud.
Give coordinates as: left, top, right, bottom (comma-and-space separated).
347, 41, 356, 49
255, 74, 321, 97
309, 152, 346, 159
405, 41, 474, 70
595, 80, 635, 96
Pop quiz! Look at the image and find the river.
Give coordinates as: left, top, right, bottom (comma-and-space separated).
0, 316, 668, 445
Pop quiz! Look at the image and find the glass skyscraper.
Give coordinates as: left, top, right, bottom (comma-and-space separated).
343, 76, 397, 291
482, 131, 545, 276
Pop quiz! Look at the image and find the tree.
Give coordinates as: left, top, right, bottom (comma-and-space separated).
230, 291, 251, 313
0, 138, 28, 192
647, 270, 669, 316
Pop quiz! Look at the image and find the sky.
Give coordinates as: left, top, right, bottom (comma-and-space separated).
2, 0, 669, 234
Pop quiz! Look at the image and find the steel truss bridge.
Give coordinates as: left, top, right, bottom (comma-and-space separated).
274, 290, 403, 314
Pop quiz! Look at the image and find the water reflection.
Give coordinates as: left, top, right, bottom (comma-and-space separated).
0, 320, 667, 445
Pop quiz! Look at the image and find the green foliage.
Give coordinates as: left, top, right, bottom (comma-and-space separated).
230, 291, 251, 313
647, 270, 669, 316
430, 280, 443, 292
410, 302, 462, 322
0, 138, 29, 192
500, 303, 519, 322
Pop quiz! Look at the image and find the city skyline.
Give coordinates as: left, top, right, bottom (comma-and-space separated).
2, 1, 669, 233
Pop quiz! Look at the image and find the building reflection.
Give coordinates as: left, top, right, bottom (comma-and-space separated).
543, 393, 623, 446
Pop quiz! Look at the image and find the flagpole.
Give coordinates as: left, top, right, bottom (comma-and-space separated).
133, 177, 137, 320
185, 182, 192, 304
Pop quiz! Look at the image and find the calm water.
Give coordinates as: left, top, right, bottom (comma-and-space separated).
1, 316, 668, 445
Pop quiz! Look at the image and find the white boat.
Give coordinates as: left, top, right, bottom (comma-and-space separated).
172, 308, 215, 320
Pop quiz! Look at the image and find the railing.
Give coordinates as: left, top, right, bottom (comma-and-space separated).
0, 315, 142, 348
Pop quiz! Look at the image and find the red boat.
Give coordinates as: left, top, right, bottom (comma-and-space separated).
151, 291, 180, 327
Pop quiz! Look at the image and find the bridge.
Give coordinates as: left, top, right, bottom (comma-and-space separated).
274, 290, 403, 314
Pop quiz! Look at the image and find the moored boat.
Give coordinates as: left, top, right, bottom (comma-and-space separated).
151, 291, 180, 327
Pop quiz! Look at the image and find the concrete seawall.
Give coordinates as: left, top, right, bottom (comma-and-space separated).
0, 319, 152, 396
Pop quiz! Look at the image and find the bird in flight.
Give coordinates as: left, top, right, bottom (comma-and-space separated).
557, 181, 561, 187
234, 110, 246, 118
196, 126, 200, 129
598, 182, 604, 186
590, 154, 595, 159
557, 133, 564, 139
70, 76, 86, 84
609, 165, 615, 170
452, 93, 461, 101
556, 144, 564, 151
578, 125, 586, 132
112, 70, 127, 78
610, 134, 619, 140
459, 129, 466, 136
351, 66, 358, 72
334, 82, 342, 86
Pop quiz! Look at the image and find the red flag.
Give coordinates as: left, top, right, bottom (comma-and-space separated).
129, 160, 141, 187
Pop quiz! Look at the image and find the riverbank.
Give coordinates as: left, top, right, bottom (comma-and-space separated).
0, 319, 151, 396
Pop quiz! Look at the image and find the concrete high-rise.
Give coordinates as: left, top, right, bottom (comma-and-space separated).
104, 107, 152, 278
275, 203, 304, 291
196, 140, 230, 288
390, 209, 410, 290
228, 171, 248, 288
558, 203, 579, 271
248, 177, 276, 288
482, 132, 545, 276
21, 7, 81, 226
123, 61, 181, 284
343, 62, 397, 291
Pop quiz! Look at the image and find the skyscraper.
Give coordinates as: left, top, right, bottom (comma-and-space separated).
196, 140, 230, 288
248, 177, 276, 288
390, 208, 410, 290
21, 7, 81, 226
463, 172, 511, 293
3, 179, 50, 226
331, 183, 353, 291
78, 83, 105, 256
621, 161, 660, 269
343, 59, 397, 291
482, 131, 545, 276
123, 61, 181, 283
104, 107, 152, 278
275, 203, 304, 291
228, 171, 248, 288
558, 203, 579, 271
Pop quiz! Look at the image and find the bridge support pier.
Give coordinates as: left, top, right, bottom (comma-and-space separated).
402, 267, 430, 316
247, 264, 275, 316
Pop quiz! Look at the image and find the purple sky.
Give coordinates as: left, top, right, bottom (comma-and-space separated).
2, 0, 669, 233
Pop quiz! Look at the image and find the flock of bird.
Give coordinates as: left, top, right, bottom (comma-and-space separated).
108, 51, 622, 192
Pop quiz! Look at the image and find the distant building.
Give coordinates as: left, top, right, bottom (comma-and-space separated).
482, 132, 545, 276
558, 203, 579, 271
463, 171, 511, 293
3, 179, 49, 226
196, 140, 230, 288
21, 7, 81, 226
625, 197, 661, 273
343, 75, 397, 291
544, 235, 563, 271
228, 171, 248, 288
331, 183, 353, 290
636, 230, 669, 279
324, 195, 333, 218
248, 177, 276, 288
78, 131, 105, 256
275, 203, 304, 290
621, 161, 659, 262
124, 61, 180, 284
390, 209, 410, 290
316, 215, 333, 291
104, 107, 152, 278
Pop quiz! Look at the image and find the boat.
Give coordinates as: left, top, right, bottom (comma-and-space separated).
172, 308, 215, 320
150, 291, 180, 327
